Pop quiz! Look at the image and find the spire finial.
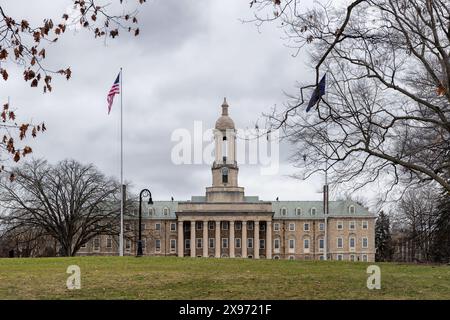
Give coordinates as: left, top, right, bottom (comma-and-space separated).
221, 97, 229, 116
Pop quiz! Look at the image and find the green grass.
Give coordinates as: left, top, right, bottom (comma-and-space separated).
0, 256, 449, 299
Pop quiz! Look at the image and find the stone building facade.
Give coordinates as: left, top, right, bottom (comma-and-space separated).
79, 99, 376, 261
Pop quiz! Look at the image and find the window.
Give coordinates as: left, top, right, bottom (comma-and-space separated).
337, 221, 343, 230
362, 254, 368, 262
296, 208, 302, 215
155, 239, 161, 252
350, 254, 356, 261
289, 223, 295, 231
170, 223, 176, 232
125, 239, 131, 251
195, 238, 201, 249
222, 167, 229, 184
148, 208, 155, 216
281, 208, 287, 216
362, 221, 368, 229
349, 221, 356, 230
274, 238, 280, 250
319, 223, 324, 231
319, 238, 324, 250
349, 205, 355, 214
185, 239, 190, 249
289, 239, 295, 250
106, 237, 112, 248
208, 221, 214, 230
235, 238, 241, 248
141, 239, 146, 249
93, 238, 100, 251
337, 254, 343, 261
289, 255, 295, 260
260, 239, 265, 249
350, 237, 356, 249
155, 223, 161, 231
222, 238, 228, 248
337, 237, 343, 249
80, 243, 87, 249
196, 221, 202, 230
260, 223, 266, 231
362, 237, 368, 248
304, 223, 310, 231
141, 223, 146, 231
311, 207, 316, 215
125, 223, 131, 231
209, 238, 215, 248
273, 255, 280, 260
274, 223, 280, 231
304, 239, 310, 249
170, 239, 176, 252
163, 207, 169, 216
319, 255, 324, 261
222, 222, 229, 230
248, 238, 253, 248
248, 222, 254, 230
235, 222, 242, 230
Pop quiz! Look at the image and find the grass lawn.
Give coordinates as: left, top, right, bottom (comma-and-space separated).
0, 256, 449, 299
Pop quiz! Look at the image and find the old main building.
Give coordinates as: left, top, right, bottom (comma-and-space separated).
79, 99, 376, 261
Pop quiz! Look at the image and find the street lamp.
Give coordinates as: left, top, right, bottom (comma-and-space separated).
137, 188, 153, 257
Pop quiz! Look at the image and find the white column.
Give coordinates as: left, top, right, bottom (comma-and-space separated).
177, 221, 184, 257
217, 132, 223, 164
254, 221, 260, 259
229, 221, 235, 258
266, 221, 272, 259
215, 221, 221, 258
190, 221, 195, 258
203, 221, 208, 257
242, 221, 247, 258
229, 131, 236, 163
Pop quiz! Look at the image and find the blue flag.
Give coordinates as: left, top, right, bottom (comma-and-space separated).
306, 74, 326, 112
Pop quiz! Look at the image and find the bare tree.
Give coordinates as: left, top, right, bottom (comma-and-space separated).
0, 1, 146, 172
250, 0, 450, 197
397, 187, 440, 261
0, 158, 125, 256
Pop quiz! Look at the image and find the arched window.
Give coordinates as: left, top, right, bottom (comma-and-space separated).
222, 167, 229, 184
349, 205, 355, 214
281, 207, 287, 216
163, 207, 169, 216
222, 136, 227, 162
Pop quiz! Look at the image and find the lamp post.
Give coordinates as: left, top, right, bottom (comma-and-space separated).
137, 188, 153, 257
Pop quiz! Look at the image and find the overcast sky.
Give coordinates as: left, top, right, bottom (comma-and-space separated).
1, 0, 335, 202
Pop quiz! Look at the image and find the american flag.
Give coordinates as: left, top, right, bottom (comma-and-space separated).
107, 73, 120, 114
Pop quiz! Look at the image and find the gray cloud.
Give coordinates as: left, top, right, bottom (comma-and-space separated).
2, 0, 325, 202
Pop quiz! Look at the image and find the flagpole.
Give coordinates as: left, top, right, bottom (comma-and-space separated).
119, 67, 124, 257
323, 74, 329, 261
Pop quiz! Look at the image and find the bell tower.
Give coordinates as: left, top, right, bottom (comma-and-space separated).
206, 98, 245, 202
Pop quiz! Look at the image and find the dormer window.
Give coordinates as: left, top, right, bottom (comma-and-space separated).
163, 207, 169, 216
296, 208, 302, 216
349, 205, 355, 214
311, 207, 316, 215
222, 167, 229, 184
281, 208, 287, 216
